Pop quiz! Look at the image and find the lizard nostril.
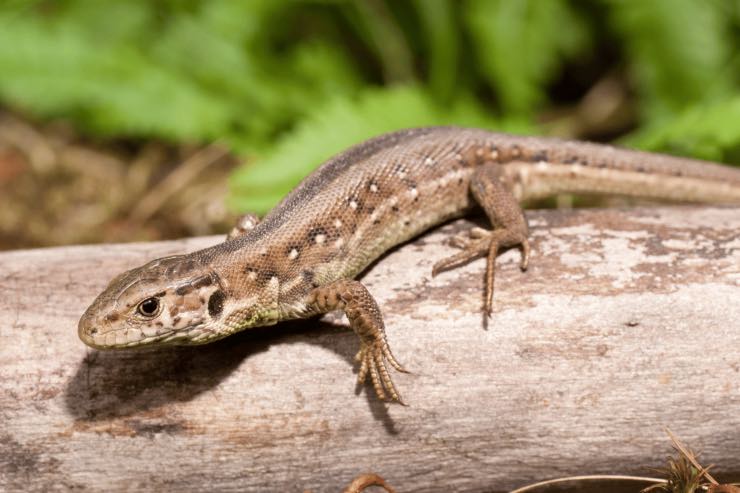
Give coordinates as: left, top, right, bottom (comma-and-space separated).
89, 327, 98, 335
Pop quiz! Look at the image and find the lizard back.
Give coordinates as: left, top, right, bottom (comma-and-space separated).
202, 126, 740, 289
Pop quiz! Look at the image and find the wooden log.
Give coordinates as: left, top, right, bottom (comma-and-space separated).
1, 206, 739, 492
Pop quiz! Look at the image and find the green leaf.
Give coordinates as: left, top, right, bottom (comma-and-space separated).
625, 96, 740, 163
0, 1, 358, 144
342, 0, 416, 83
464, 0, 590, 116
0, 15, 234, 140
228, 85, 530, 214
414, 0, 459, 102
606, 0, 736, 120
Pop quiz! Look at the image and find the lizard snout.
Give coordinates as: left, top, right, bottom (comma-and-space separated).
78, 303, 103, 348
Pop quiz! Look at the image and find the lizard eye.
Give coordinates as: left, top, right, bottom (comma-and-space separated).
137, 298, 160, 317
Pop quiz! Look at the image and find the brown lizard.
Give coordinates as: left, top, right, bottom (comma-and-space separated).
78, 127, 740, 404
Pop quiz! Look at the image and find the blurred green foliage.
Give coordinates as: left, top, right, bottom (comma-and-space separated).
0, 0, 738, 213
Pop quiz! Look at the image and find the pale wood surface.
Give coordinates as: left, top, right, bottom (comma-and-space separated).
1, 207, 739, 492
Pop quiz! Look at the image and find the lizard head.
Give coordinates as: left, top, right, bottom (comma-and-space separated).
78, 255, 231, 349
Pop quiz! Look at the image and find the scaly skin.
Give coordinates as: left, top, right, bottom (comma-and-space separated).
78, 126, 740, 403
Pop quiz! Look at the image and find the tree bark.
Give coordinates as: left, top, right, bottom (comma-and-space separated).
1, 206, 739, 492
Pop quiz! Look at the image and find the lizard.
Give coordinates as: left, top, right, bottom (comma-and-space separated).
78, 126, 740, 404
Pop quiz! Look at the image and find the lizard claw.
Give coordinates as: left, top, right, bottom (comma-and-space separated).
356, 341, 407, 405
432, 227, 530, 314
432, 235, 488, 276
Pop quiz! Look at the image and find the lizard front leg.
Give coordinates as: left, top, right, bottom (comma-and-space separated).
432, 163, 530, 314
306, 279, 407, 404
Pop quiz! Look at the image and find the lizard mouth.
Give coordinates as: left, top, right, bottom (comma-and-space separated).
78, 322, 178, 349
79, 317, 214, 349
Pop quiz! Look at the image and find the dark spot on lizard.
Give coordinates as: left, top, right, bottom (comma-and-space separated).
208, 290, 226, 318
635, 165, 646, 173
531, 150, 548, 162
348, 196, 364, 212
393, 163, 407, 174
169, 306, 179, 317
156, 321, 164, 327
172, 316, 180, 325
260, 270, 278, 282
105, 313, 119, 322
391, 205, 400, 213
302, 269, 318, 288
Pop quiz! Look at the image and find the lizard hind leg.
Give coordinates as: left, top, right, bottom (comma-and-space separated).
431, 164, 530, 315
306, 279, 407, 404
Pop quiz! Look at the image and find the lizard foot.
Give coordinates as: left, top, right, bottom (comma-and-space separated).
356, 338, 407, 405
307, 279, 408, 404
432, 227, 530, 314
